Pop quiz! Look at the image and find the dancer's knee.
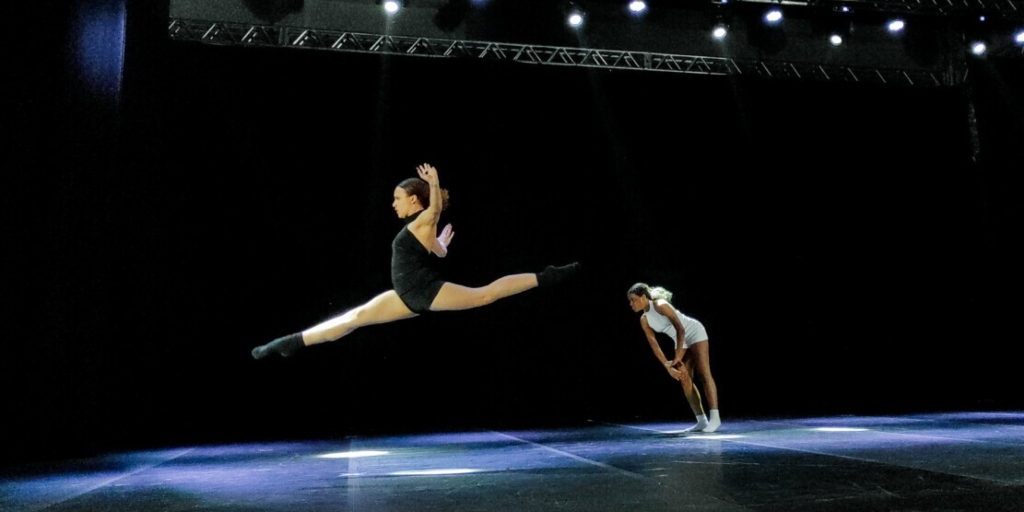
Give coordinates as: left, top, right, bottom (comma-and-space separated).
675, 365, 693, 381
475, 286, 502, 307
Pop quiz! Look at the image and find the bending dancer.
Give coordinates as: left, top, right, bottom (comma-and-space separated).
627, 283, 721, 433
252, 163, 580, 359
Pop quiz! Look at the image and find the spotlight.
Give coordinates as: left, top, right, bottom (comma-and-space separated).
564, 0, 584, 28
382, 0, 401, 14
887, 19, 905, 33
1016, 30, 1024, 44
749, 7, 787, 54
970, 41, 987, 55
628, 1, 646, 13
812, 5, 851, 48
708, 4, 732, 42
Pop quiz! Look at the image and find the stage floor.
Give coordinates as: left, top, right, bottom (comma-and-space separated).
3, 411, 1023, 512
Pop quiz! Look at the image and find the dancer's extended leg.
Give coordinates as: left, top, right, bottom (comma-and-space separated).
252, 290, 416, 359
429, 262, 580, 311
429, 275, 537, 311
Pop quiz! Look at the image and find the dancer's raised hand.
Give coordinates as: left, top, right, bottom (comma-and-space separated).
417, 163, 439, 184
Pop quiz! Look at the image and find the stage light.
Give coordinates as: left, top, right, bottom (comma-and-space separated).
971, 41, 987, 56
382, 0, 401, 14
708, 4, 732, 42
568, 11, 583, 27
813, 5, 851, 49
1016, 30, 1024, 44
749, 7, 787, 55
629, 1, 646, 13
811, 4, 851, 48
888, 19, 905, 33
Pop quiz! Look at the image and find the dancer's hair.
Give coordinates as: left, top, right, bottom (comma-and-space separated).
398, 177, 450, 211
628, 282, 673, 302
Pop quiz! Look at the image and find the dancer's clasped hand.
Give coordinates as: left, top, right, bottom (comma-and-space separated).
666, 365, 682, 381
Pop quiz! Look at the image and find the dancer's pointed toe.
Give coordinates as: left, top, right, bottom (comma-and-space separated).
251, 332, 305, 360
537, 261, 581, 288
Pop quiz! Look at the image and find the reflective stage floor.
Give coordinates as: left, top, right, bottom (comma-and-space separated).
3, 411, 1023, 512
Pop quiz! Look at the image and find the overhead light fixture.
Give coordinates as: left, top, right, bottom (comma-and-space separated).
564, 0, 585, 28
749, 7, 787, 55
812, 5, 850, 48
380, 0, 403, 14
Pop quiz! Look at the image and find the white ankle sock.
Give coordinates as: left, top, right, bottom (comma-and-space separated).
693, 414, 709, 429
705, 409, 722, 433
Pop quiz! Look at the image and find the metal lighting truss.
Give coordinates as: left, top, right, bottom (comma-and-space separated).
726, 0, 1022, 17
722, 0, 1024, 59
168, 18, 962, 87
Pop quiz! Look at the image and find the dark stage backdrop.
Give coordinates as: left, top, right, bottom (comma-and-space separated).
5, 2, 1023, 466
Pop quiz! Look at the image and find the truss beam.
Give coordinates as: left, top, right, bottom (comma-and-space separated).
726, 0, 1023, 17
168, 18, 959, 88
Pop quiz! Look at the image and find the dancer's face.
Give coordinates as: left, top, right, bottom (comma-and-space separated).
627, 293, 648, 313
392, 187, 419, 218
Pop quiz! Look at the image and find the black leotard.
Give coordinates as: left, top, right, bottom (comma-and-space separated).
391, 210, 446, 313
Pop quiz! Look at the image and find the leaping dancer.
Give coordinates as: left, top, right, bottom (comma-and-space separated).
252, 163, 581, 359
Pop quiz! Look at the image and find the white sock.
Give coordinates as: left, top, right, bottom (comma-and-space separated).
683, 414, 709, 432
705, 409, 722, 433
